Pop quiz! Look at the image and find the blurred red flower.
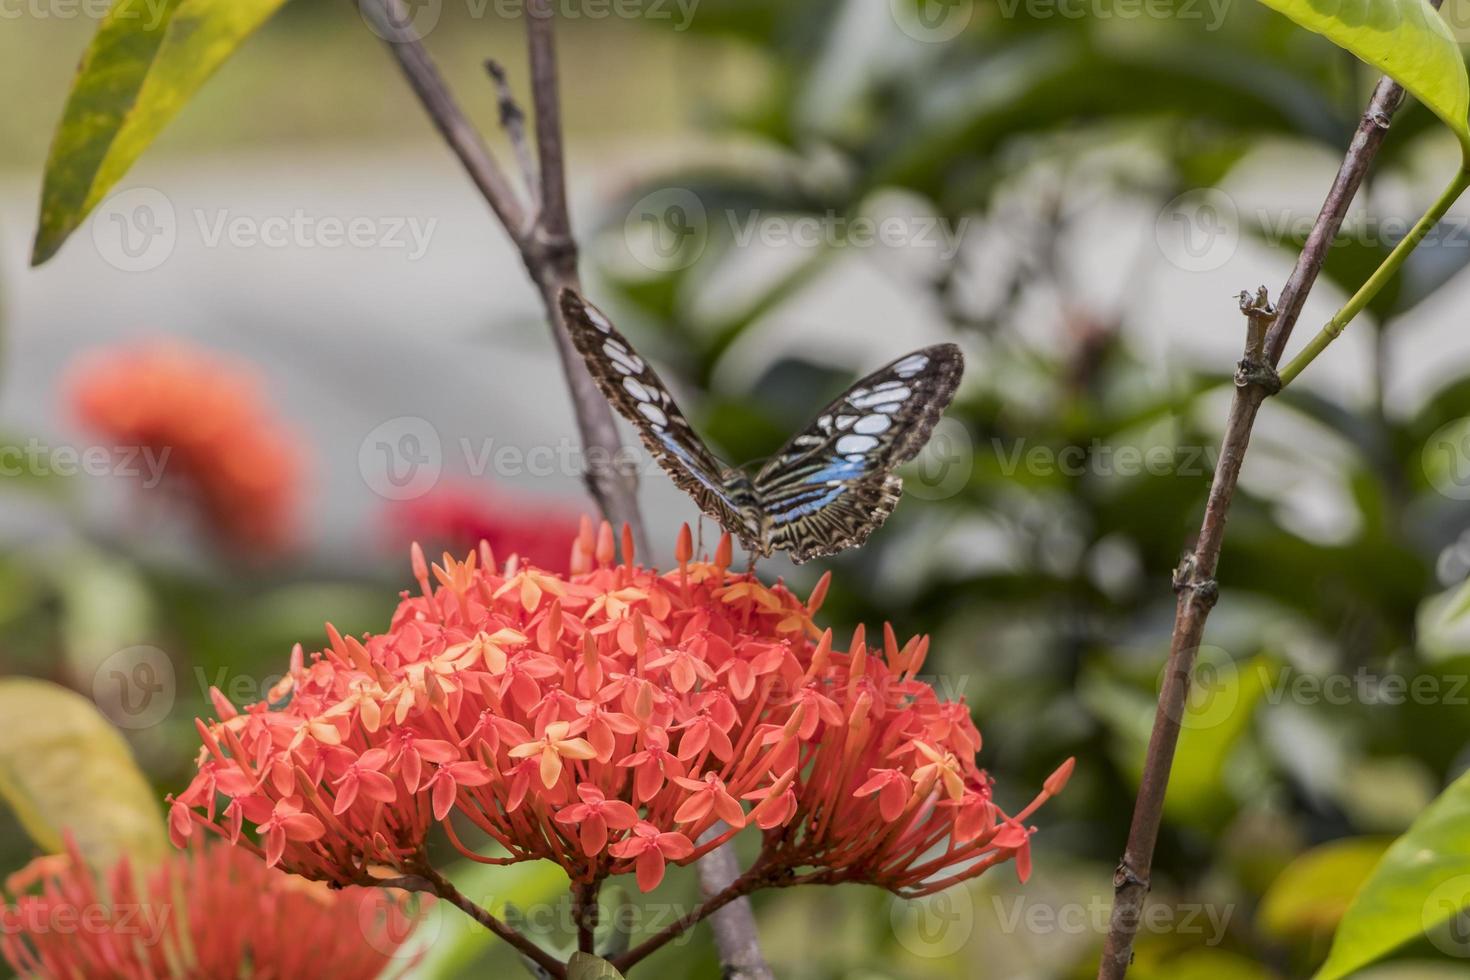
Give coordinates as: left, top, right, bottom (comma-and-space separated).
174, 520, 1070, 903
1, 834, 417, 979
66, 341, 302, 555
386, 484, 585, 574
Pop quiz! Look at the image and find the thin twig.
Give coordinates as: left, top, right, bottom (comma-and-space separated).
520, 1, 649, 555
369, 0, 647, 552
1096, 47, 1432, 980
484, 58, 540, 211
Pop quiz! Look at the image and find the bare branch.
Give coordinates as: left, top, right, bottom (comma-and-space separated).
370, 0, 526, 238
363, 0, 647, 551
1096, 49, 1431, 979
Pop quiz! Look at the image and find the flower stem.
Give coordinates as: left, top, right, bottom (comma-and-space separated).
609, 867, 768, 973
412, 865, 567, 979
1278, 167, 1470, 387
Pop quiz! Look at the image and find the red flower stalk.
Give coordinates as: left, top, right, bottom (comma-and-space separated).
385, 484, 585, 574
172, 520, 1071, 966
1, 834, 415, 979
67, 341, 302, 554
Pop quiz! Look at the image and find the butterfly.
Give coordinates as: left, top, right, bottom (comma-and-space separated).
559, 288, 964, 564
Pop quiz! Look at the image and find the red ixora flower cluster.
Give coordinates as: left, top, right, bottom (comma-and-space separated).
386, 483, 586, 574
1, 834, 414, 979
67, 341, 302, 554
171, 520, 1071, 899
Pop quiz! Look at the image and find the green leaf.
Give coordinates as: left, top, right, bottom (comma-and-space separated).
1251, 0, 1470, 158
1260, 838, 1392, 940
0, 678, 167, 867
1316, 769, 1470, 978
568, 953, 627, 980
32, 0, 291, 265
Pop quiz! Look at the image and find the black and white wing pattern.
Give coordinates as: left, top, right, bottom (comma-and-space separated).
752, 345, 964, 563
559, 289, 757, 543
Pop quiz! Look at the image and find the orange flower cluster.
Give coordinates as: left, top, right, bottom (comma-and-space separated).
172, 521, 1070, 899
1, 835, 414, 979
67, 342, 302, 554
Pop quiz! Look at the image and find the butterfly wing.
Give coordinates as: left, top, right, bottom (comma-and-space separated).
558, 289, 755, 541
752, 344, 964, 563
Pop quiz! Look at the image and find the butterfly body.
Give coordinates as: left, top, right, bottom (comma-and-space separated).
560, 289, 963, 563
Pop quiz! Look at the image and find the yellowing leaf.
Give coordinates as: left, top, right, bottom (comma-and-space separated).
568, 953, 627, 980
32, 0, 292, 265
0, 678, 166, 867
1252, 0, 1470, 159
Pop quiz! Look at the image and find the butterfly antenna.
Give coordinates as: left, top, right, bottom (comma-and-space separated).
695, 516, 705, 559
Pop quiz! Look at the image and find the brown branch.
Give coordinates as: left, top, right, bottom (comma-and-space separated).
609, 864, 769, 973
368, 0, 647, 552
1096, 50, 1430, 980
383, 867, 567, 979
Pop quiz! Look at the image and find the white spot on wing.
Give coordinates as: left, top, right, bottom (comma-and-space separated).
604, 342, 645, 375
850, 386, 910, 409
893, 354, 929, 378
622, 376, 653, 401
638, 402, 668, 426
837, 434, 880, 455
854, 414, 892, 435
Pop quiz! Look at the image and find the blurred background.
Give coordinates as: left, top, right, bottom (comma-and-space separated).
6, 0, 1470, 977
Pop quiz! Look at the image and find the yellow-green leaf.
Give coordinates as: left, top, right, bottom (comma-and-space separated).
0, 678, 166, 867
1252, 0, 1470, 159
1316, 769, 1470, 978
568, 952, 628, 980
1260, 838, 1392, 940
32, 0, 292, 265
